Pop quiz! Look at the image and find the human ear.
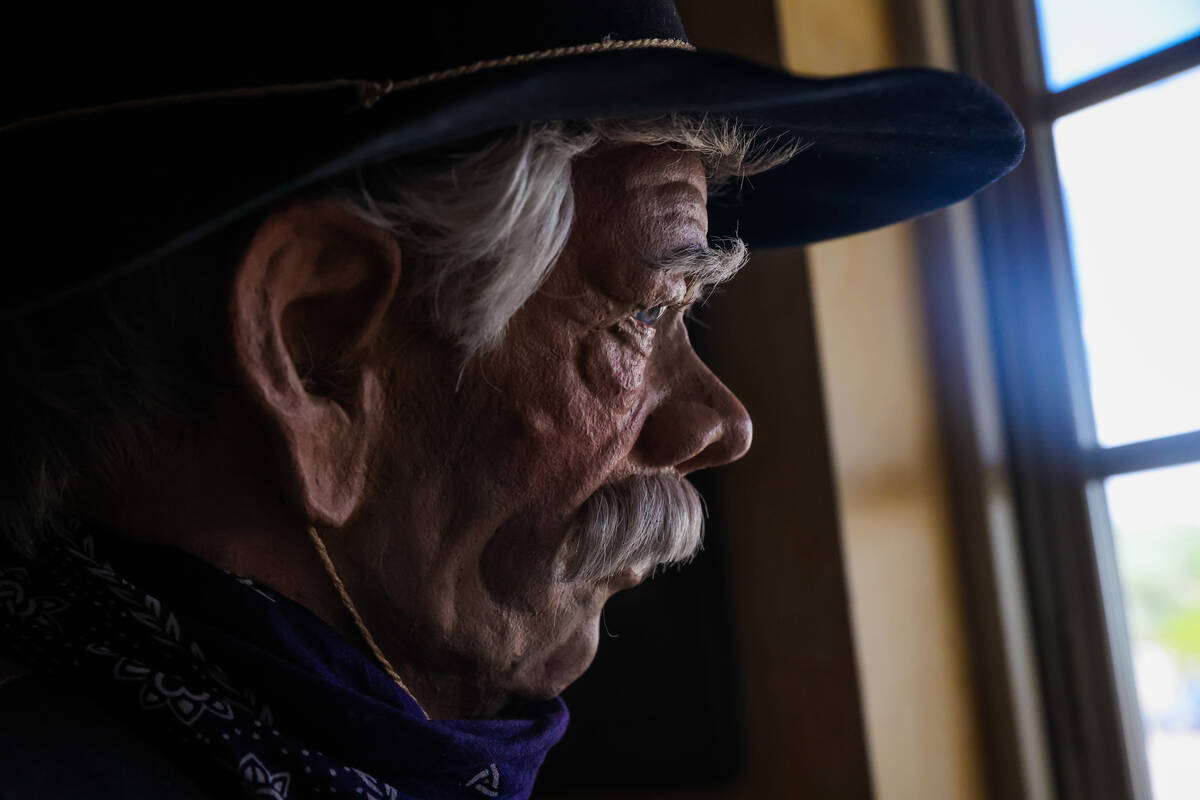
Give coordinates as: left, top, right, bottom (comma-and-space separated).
231, 197, 402, 527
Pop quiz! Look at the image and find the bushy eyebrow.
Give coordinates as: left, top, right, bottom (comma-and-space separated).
643, 239, 749, 291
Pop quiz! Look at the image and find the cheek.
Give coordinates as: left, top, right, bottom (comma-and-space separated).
577, 330, 647, 404
480, 516, 564, 613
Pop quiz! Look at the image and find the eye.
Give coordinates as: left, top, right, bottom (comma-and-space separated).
632, 305, 668, 326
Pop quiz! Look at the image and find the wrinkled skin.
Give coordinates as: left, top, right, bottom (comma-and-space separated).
102, 144, 752, 719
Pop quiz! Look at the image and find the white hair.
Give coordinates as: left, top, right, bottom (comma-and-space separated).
338, 115, 803, 358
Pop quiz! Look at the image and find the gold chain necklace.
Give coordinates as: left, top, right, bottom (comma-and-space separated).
306, 525, 430, 720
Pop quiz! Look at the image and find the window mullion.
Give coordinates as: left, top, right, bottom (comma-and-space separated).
1042, 34, 1200, 120
1084, 430, 1200, 480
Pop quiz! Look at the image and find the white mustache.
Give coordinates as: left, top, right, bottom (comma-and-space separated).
562, 473, 705, 583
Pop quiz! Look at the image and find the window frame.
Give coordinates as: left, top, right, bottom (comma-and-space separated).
944, 2, 1200, 799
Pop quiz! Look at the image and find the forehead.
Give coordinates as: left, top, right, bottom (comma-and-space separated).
573, 144, 707, 249
567, 144, 709, 296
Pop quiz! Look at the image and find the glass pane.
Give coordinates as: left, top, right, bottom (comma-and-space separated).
1054, 67, 1200, 447
1106, 463, 1200, 800
1035, 0, 1200, 90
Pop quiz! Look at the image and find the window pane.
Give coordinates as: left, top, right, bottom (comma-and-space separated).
1053, 67, 1200, 447
1106, 463, 1200, 800
1035, 0, 1200, 90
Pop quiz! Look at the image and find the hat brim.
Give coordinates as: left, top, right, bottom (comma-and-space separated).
5, 46, 1023, 315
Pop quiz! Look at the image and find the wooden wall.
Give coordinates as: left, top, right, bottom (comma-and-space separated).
775, 1, 988, 798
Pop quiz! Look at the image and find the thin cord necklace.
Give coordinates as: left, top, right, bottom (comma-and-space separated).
306, 524, 430, 720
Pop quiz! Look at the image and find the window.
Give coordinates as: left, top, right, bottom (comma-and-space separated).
950, 2, 1200, 799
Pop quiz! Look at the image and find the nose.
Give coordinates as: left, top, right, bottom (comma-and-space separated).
634, 346, 753, 474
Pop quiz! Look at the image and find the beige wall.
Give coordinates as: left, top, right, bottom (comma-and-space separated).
775, 1, 987, 798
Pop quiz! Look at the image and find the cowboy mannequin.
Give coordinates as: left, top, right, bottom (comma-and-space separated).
0, 3, 1022, 798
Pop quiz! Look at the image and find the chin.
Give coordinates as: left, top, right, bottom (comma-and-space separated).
525, 573, 649, 698
525, 614, 602, 700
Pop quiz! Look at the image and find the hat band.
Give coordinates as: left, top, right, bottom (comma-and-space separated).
358, 37, 697, 109
2, 37, 696, 135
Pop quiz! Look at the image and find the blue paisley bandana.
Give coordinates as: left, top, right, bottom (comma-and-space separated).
0, 527, 568, 799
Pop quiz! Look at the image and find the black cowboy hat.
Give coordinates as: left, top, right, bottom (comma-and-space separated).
3, 2, 1023, 317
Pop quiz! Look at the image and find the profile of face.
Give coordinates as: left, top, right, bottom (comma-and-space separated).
233, 143, 752, 718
